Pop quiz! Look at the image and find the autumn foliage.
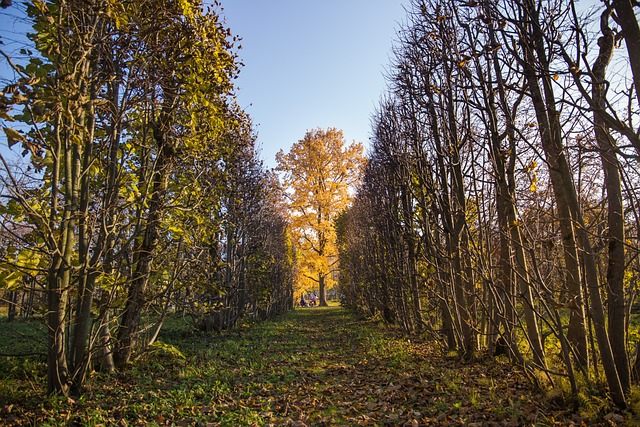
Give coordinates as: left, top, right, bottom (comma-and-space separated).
276, 128, 365, 306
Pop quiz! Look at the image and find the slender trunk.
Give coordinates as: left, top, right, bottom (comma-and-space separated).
422, 81, 471, 355
451, 230, 474, 358
401, 184, 422, 331
46, 260, 70, 395
593, 12, 630, 393
485, 73, 528, 361
95, 80, 124, 373
146, 306, 169, 349
70, 60, 98, 394
115, 124, 173, 367
7, 291, 17, 322
96, 300, 115, 373
46, 111, 64, 394
474, 5, 545, 366
451, 147, 475, 359
612, 0, 640, 113
520, 0, 625, 407
46, 104, 78, 395
318, 225, 329, 307
319, 272, 327, 307
440, 281, 457, 350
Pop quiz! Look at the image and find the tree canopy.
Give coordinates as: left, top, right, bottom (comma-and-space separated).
0, 0, 292, 396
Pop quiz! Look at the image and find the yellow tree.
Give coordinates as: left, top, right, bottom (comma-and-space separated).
276, 128, 365, 306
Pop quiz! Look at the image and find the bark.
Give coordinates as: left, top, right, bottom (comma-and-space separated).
319, 272, 328, 307
423, 85, 473, 355
318, 222, 329, 307
96, 302, 115, 373
70, 57, 98, 395
46, 103, 78, 395
519, 0, 626, 407
115, 120, 174, 367
593, 9, 630, 393
401, 183, 423, 332
6, 291, 17, 322
478, 20, 532, 363
612, 0, 640, 112
448, 100, 475, 359
94, 80, 125, 374
46, 262, 70, 395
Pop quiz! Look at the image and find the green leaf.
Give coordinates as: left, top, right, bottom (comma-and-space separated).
0, 269, 24, 290
16, 248, 43, 275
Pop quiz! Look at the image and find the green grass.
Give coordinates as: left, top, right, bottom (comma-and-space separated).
0, 315, 47, 408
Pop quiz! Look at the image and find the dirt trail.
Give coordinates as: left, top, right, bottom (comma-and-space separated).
230, 305, 604, 426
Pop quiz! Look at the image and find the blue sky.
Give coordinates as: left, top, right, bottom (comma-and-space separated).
220, 1, 407, 168
0, 2, 408, 167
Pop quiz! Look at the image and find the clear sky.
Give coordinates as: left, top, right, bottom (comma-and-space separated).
0, 2, 408, 167
220, 1, 407, 168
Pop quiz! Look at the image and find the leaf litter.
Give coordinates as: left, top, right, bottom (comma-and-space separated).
0, 305, 633, 426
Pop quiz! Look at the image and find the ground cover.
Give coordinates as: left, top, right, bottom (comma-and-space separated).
0, 305, 634, 426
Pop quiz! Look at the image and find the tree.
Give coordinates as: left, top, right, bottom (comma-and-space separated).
276, 128, 365, 306
0, 0, 248, 395
339, 0, 640, 409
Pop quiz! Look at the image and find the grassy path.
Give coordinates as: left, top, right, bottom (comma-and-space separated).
1, 305, 622, 425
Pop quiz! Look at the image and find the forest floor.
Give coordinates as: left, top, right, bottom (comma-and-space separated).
0, 304, 637, 426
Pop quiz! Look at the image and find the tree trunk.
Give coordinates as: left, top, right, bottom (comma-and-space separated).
46, 259, 70, 396
482, 43, 536, 364
70, 65, 98, 394
94, 80, 124, 374
519, 0, 626, 406
402, 185, 423, 332
46, 142, 75, 396
115, 122, 173, 367
593, 12, 630, 393
7, 291, 17, 322
96, 301, 115, 373
612, 0, 640, 112
46, 95, 82, 395
319, 272, 328, 306
451, 149, 475, 359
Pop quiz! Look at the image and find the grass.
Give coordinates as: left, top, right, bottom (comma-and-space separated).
0, 304, 634, 426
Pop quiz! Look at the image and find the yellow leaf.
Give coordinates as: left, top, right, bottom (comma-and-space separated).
3, 127, 26, 147
525, 161, 537, 172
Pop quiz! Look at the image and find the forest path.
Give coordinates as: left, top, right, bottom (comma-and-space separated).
201, 305, 582, 426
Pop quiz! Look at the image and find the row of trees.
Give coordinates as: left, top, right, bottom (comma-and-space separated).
338, 0, 640, 408
0, 0, 293, 396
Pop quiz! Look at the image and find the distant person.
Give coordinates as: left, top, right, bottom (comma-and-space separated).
300, 295, 307, 307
